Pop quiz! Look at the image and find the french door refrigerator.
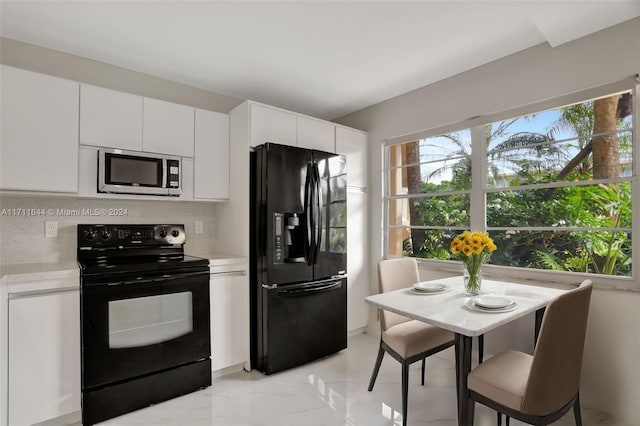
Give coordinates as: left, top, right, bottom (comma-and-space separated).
250, 142, 348, 374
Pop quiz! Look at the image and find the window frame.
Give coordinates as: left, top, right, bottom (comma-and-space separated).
383, 76, 639, 291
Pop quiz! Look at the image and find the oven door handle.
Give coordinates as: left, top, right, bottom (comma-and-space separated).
105, 271, 208, 287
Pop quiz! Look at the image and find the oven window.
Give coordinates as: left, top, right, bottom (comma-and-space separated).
108, 155, 162, 186
108, 292, 193, 349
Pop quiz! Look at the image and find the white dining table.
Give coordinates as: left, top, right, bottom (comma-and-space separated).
365, 275, 571, 426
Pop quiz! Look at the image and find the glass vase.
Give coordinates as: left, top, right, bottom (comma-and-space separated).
463, 264, 482, 296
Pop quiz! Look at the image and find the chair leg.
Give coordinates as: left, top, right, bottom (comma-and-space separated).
421, 358, 426, 386
402, 360, 409, 426
497, 412, 501, 425
368, 343, 385, 391
573, 393, 582, 426
506, 416, 510, 426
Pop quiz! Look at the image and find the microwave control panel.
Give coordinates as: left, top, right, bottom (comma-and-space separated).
167, 159, 180, 188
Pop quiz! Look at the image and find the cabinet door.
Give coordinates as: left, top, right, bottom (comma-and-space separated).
180, 157, 194, 200
347, 190, 369, 332
249, 104, 296, 147
336, 126, 368, 188
297, 116, 335, 152
143, 97, 195, 157
8, 289, 81, 426
210, 274, 249, 371
195, 109, 230, 200
0, 65, 79, 193
80, 84, 143, 150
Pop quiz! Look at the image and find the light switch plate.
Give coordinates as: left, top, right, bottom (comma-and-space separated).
195, 220, 203, 234
45, 221, 58, 238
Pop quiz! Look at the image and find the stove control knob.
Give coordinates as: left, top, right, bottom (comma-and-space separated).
100, 230, 112, 241
171, 229, 180, 238
85, 230, 97, 241
159, 229, 168, 238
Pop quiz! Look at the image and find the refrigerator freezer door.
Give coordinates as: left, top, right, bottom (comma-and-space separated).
260, 278, 347, 374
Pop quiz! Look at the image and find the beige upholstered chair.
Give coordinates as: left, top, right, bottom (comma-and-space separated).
368, 258, 455, 426
467, 279, 593, 426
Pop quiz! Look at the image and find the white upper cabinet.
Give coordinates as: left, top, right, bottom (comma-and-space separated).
143, 97, 195, 157
336, 126, 368, 188
80, 84, 143, 150
297, 116, 335, 152
194, 109, 230, 200
0, 65, 79, 193
249, 103, 297, 147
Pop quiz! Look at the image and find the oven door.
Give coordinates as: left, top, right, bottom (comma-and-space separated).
81, 268, 210, 390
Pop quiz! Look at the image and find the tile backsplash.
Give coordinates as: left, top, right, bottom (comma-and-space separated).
0, 194, 218, 265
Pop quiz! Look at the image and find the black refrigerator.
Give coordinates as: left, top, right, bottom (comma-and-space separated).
250, 142, 348, 374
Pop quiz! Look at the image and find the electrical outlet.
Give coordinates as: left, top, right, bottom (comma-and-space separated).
195, 220, 204, 234
45, 221, 58, 238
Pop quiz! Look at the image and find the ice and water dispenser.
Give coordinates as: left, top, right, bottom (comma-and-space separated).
273, 212, 306, 263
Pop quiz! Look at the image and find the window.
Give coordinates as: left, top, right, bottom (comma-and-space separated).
385, 82, 637, 286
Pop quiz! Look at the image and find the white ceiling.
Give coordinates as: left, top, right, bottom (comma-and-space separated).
1, 1, 639, 120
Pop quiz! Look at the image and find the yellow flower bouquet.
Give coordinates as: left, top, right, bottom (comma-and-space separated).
450, 231, 497, 295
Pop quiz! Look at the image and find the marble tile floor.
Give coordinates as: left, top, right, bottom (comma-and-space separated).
97, 333, 628, 426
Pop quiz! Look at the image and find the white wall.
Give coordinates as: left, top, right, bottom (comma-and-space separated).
336, 17, 640, 423
0, 195, 218, 265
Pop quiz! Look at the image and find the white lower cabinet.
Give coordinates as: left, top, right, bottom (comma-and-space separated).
209, 269, 249, 372
8, 287, 80, 426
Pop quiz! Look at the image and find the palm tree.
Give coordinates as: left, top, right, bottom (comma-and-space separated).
547, 93, 632, 182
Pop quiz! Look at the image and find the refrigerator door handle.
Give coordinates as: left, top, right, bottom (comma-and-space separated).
304, 162, 314, 265
264, 276, 345, 291
278, 281, 342, 297
312, 162, 323, 265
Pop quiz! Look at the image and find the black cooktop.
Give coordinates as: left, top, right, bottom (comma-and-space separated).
77, 224, 209, 276
78, 254, 209, 276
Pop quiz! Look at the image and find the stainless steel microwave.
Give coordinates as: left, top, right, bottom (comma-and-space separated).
98, 149, 181, 196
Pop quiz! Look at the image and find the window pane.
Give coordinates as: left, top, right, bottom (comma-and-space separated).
489, 230, 632, 277
488, 91, 633, 151
487, 182, 632, 228
487, 91, 634, 189
391, 228, 463, 259
488, 131, 632, 188
389, 195, 470, 227
389, 134, 472, 195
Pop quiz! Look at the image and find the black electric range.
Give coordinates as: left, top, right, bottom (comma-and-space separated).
77, 224, 211, 425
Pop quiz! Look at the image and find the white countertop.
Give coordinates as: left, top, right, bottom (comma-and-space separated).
0, 253, 247, 289
0, 260, 80, 284
192, 252, 247, 267
0, 260, 80, 293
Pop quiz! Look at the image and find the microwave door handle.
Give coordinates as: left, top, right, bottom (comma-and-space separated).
162, 158, 168, 191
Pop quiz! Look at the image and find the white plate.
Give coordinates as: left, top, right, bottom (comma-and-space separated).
464, 299, 518, 313
472, 295, 514, 309
413, 282, 449, 292
408, 287, 451, 296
